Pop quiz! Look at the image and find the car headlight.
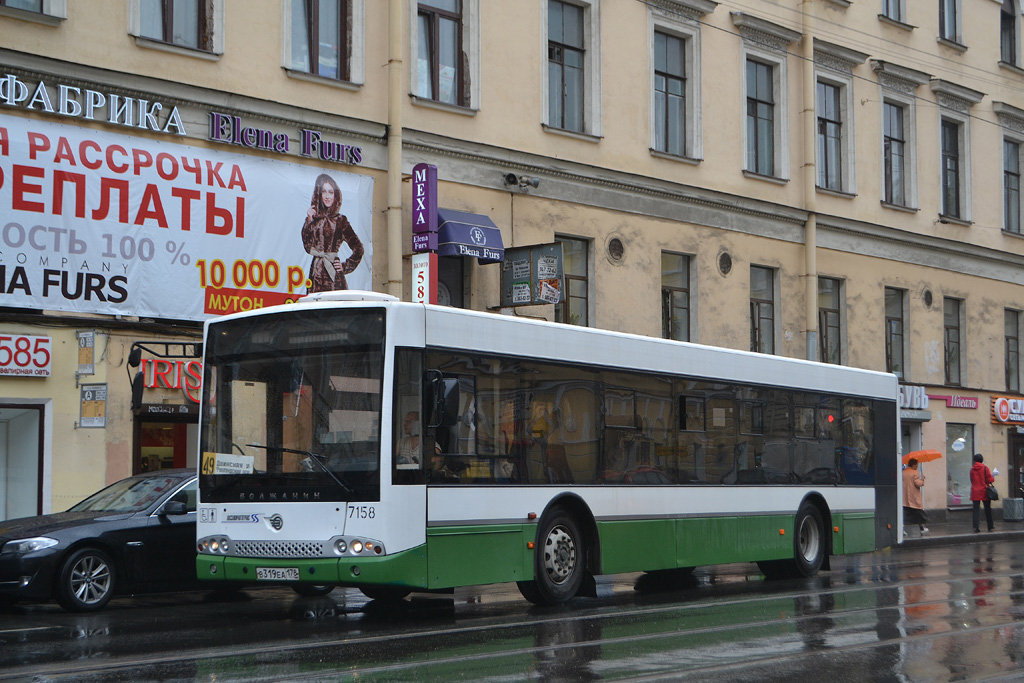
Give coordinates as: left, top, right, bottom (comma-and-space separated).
0, 537, 59, 555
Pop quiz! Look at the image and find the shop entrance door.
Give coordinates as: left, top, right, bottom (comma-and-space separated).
0, 405, 43, 520
1009, 433, 1024, 500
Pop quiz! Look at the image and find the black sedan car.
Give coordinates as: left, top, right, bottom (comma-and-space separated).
0, 469, 200, 612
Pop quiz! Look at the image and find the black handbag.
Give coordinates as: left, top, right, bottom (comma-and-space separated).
986, 483, 999, 501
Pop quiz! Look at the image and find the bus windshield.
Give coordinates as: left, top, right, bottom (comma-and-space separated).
198, 308, 385, 503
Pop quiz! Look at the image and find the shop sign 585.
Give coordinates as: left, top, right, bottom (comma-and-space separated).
0, 334, 52, 377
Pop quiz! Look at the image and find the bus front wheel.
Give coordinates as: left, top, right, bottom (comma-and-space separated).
517, 508, 585, 605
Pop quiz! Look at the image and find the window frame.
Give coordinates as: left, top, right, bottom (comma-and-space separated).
930, 79, 981, 224
1006, 138, 1022, 234
129, 0, 224, 56
1007, 308, 1021, 393
884, 287, 907, 379
409, 0, 476, 109
940, 117, 963, 219
733, 14, 799, 182
542, 0, 601, 138
661, 251, 692, 342
1002, 0, 1020, 67
943, 296, 964, 387
938, 0, 962, 45
555, 235, 590, 327
750, 265, 777, 355
883, 100, 908, 206
284, 0, 365, 86
880, 0, 905, 23
0, 0, 65, 24
873, 61, 928, 210
817, 277, 844, 365
813, 41, 865, 195
648, 5, 705, 161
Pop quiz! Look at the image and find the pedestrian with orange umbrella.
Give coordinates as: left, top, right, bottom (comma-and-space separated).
902, 457, 928, 535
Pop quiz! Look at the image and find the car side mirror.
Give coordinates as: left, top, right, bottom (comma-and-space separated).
160, 500, 189, 516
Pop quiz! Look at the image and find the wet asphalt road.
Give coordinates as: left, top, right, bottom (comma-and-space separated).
1, 539, 1023, 682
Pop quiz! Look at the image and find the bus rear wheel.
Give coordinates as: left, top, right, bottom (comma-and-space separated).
517, 508, 585, 605
758, 502, 826, 580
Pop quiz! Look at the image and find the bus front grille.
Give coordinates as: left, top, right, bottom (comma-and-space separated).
234, 541, 326, 558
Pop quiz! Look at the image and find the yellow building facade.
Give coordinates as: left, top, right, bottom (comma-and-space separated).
1, 0, 1024, 521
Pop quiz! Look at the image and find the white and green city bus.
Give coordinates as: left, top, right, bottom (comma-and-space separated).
196, 291, 899, 604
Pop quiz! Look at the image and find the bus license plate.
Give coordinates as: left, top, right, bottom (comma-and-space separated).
256, 567, 300, 581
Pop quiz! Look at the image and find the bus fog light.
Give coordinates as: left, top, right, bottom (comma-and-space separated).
209, 564, 217, 575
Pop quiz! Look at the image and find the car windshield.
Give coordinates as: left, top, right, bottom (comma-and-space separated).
69, 475, 184, 513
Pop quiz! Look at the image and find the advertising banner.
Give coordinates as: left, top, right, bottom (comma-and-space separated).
0, 115, 373, 320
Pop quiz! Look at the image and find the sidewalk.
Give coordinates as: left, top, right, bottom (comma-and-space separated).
899, 516, 1024, 549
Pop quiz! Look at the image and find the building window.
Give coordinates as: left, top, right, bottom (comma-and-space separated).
885, 287, 906, 378
416, 1, 463, 106
653, 31, 686, 157
881, 0, 904, 22
1002, 0, 1019, 65
661, 252, 690, 342
746, 60, 775, 176
140, 0, 209, 51
817, 81, 843, 191
556, 236, 588, 326
288, 0, 349, 80
750, 266, 775, 354
0, 0, 66, 22
131, 0, 222, 54
1006, 140, 1022, 234
939, 0, 960, 43
1007, 309, 1021, 392
818, 277, 842, 365
883, 102, 906, 205
548, 0, 585, 132
944, 297, 962, 386
941, 118, 962, 219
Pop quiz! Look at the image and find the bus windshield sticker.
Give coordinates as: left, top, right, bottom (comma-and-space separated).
213, 452, 255, 475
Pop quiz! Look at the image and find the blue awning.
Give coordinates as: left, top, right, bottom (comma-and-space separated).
436, 209, 504, 264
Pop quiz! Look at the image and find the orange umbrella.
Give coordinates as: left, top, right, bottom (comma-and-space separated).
902, 449, 942, 465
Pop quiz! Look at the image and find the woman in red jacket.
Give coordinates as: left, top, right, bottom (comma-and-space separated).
969, 453, 995, 533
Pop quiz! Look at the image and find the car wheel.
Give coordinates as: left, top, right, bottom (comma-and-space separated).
517, 507, 584, 606
56, 547, 116, 612
291, 584, 335, 597
359, 586, 411, 602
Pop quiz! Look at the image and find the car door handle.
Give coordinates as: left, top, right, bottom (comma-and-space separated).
126, 541, 143, 547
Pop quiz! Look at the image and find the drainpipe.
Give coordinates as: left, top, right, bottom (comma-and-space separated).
385, 0, 404, 298
801, 2, 818, 362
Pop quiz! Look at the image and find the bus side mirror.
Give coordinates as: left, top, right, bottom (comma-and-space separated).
425, 372, 460, 429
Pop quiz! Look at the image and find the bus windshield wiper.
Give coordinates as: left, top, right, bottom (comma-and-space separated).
246, 444, 353, 494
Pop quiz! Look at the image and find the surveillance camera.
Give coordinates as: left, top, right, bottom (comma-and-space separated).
503, 173, 520, 186
521, 176, 540, 189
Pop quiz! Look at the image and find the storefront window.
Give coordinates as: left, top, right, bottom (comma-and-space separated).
945, 423, 974, 508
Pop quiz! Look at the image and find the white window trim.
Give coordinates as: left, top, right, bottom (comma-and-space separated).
931, 79, 983, 223
872, 60, 928, 210
127, 0, 225, 56
281, 0, 365, 86
885, 287, 910, 379
813, 42, 865, 195
733, 13, 800, 182
408, 0, 478, 109
648, 6, 704, 161
994, 102, 1024, 233
541, 0, 602, 138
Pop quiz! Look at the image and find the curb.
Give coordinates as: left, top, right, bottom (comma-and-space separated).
899, 529, 1024, 549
